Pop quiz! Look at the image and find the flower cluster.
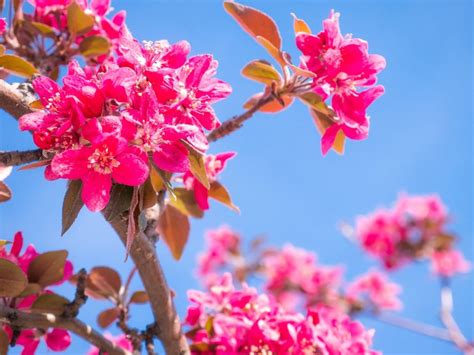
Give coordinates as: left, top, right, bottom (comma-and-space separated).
0, 232, 73, 354
185, 273, 379, 355
262, 244, 343, 311
28, 0, 127, 51
355, 194, 471, 274
20, 34, 231, 211
346, 270, 402, 311
296, 10, 385, 154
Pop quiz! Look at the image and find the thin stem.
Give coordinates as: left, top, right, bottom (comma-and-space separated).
439, 279, 474, 354
0, 305, 130, 355
374, 312, 451, 341
206, 94, 275, 142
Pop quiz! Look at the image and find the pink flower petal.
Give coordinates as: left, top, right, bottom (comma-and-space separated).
45, 329, 71, 351
112, 152, 149, 186
81, 172, 112, 212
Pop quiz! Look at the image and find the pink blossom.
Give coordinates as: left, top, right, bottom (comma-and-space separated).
346, 270, 402, 311
430, 250, 471, 277
0, 18, 6, 35
185, 273, 378, 354
262, 244, 343, 310
183, 152, 236, 210
296, 10, 385, 154
51, 136, 148, 211
88, 333, 133, 354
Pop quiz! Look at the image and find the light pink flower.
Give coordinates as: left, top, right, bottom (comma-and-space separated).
430, 250, 471, 277
346, 270, 402, 311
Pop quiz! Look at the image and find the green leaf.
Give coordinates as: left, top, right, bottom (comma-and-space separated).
0, 182, 12, 203
67, 1, 94, 35
0, 240, 11, 248
140, 177, 157, 210
0, 259, 28, 297
62, 180, 84, 236
241, 60, 281, 85
0, 55, 38, 78
27, 250, 68, 288
129, 290, 149, 304
31, 293, 69, 315
224, 1, 281, 49
169, 187, 204, 218
208, 181, 239, 213
157, 204, 190, 260
97, 307, 120, 329
79, 35, 110, 57
103, 184, 134, 221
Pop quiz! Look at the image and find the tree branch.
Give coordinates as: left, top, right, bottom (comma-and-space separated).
207, 94, 275, 142
0, 149, 43, 166
440, 280, 474, 354
0, 304, 130, 355
107, 207, 189, 355
0, 79, 35, 120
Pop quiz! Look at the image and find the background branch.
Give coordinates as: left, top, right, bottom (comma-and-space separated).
0, 79, 35, 120
0, 304, 130, 355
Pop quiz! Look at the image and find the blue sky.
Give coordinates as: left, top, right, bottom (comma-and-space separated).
0, 0, 472, 354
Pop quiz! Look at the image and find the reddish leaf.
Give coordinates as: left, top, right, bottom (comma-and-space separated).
0, 182, 12, 203
27, 250, 68, 288
255, 36, 285, 67
129, 290, 149, 304
169, 187, 204, 219
97, 307, 120, 329
62, 180, 84, 236
31, 293, 69, 315
0, 328, 8, 355
18, 159, 51, 171
79, 35, 110, 57
157, 204, 190, 260
0, 259, 28, 297
88, 266, 122, 300
183, 142, 210, 190
67, 1, 94, 35
224, 1, 281, 49
244, 93, 293, 113
208, 181, 239, 213
291, 13, 311, 34
0, 55, 38, 78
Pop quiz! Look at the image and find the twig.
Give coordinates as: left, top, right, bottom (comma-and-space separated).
0, 149, 43, 167
206, 94, 275, 142
63, 268, 88, 318
440, 279, 474, 354
0, 304, 130, 355
375, 312, 452, 341
0, 79, 35, 120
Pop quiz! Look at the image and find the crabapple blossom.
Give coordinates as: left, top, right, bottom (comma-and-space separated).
0, 232, 73, 354
19, 33, 231, 211
185, 273, 379, 354
354, 194, 454, 269
0, 18, 6, 35
296, 10, 385, 154
430, 250, 471, 277
346, 270, 402, 311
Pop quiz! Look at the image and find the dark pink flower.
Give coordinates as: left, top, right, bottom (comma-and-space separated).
0, 18, 6, 35
88, 333, 133, 354
51, 136, 148, 211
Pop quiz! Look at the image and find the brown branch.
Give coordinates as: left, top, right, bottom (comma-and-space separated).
0, 149, 43, 167
107, 208, 189, 355
0, 79, 35, 120
440, 281, 474, 354
63, 268, 88, 318
206, 94, 275, 142
0, 304, 130, 355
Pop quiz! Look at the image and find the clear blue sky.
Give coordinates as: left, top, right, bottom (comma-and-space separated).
1, 0, 472, 354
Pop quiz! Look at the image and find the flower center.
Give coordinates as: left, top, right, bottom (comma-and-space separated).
87, 147, 120, 174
